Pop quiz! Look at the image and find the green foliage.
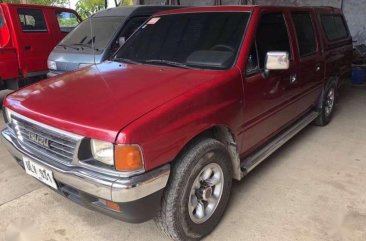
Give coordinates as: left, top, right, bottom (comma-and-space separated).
76, 0, 105, 20
58, 15, 79, 27
118, 0, 134, 5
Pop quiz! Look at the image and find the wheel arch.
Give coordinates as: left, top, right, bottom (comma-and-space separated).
173, 125, 242, 181
317, 75, 338, 110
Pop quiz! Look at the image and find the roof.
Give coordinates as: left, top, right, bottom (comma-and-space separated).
92, 5, 181, 18
0, 3, 77, 12
154, 5, 342, 16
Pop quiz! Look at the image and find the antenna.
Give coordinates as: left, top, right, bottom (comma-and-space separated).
89, 18, 96, 64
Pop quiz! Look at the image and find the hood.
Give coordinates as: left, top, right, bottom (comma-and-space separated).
48, 48, 103, 73
5, 61, 220, 142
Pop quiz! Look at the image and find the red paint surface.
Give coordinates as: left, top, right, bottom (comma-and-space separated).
4, 6, 352, 171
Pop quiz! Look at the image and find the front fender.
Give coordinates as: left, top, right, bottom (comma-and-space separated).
116, 70, 244, 171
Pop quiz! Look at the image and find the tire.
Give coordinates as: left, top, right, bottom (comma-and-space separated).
314, 80, 337, 126
155, 138, 232, 241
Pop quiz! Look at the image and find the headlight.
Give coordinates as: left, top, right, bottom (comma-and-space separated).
90, 139, 144, 172
79, 63, 92, 69
3, 107, 12, 124
91, 139, 114, 166
47, 60, 57, 70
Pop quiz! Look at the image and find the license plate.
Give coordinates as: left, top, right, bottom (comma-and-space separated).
23, 157, 58, 190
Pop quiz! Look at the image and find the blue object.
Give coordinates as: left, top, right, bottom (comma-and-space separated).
352, 66, 366, 85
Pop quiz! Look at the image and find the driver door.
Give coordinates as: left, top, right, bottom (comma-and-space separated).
241, 12, 299, 153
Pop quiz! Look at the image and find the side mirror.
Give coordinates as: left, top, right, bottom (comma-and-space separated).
262, 51, 289, 78
118, 36, 126, 46
265, 51, 290, 70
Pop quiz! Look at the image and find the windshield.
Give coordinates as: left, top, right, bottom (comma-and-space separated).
115, 12, 250, 70
60, 16, 125, 52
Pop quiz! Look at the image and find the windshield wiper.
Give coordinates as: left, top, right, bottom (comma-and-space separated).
144, 59, 193, 69
57, 44, 79, 50
72, 43, 95, 50
114, 57, 140, 65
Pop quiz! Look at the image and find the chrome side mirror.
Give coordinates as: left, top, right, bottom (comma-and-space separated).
265, 51, 290, 70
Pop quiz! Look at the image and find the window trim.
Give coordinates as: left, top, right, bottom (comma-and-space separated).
291, 11, 318, 58
320, 13, 350, 43
17, 8, 48, 33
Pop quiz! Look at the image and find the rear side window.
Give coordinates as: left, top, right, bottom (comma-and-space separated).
18, 8, 47, 32
256, 13, 291, 69
56, 11, 80, 33
292, 12, 316, 57
321, 14, 349, 41
0, 10, 4, 28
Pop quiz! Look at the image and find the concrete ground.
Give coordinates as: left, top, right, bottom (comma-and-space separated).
0, 85, 366, 241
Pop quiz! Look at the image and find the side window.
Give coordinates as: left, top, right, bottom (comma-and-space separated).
56, 11, 80, 33
0, 10, 4, 28
246, 43, 259, 75
18, 8, 47, 32
256, 13, 291, 69
321, 14, 349, 41
292, 12, 316, 57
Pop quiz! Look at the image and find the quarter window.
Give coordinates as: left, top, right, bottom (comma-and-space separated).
256, 13, 291, 69
321, 14, 349, 41
246, 43, 259, 75
56, 11, 80, 33
18, 8, 47, 32
292, 12, 316, 57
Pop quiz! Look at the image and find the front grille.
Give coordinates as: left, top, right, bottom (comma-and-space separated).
11, 115, 81, 164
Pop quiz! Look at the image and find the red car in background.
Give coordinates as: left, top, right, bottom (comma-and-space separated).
0, 3, 81, 90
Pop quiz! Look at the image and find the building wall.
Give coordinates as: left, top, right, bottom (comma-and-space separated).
136, 0, 366, 44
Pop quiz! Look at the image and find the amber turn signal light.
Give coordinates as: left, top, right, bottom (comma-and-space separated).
115, 145, 144, 172
106, 200, 121, 212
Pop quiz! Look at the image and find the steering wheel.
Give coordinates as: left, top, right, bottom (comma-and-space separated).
210, 44, 235, 52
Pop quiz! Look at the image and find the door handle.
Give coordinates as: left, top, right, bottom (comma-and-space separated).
24, 46, 31, 51
316, 65, 321, 72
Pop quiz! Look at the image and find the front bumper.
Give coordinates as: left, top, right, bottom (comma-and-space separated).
47, 71, 64, 78
1, 127, 170, 222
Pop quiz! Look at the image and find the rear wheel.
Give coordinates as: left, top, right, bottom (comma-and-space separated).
315, 81, 337, 126
155, 138, 232, 241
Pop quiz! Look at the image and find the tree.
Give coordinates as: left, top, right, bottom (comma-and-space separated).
76, 0, 105, 19
114, 0, 133, 6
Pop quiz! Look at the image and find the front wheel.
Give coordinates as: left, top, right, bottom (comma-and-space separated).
155, 138, 232, 241
315, 81, 337, 126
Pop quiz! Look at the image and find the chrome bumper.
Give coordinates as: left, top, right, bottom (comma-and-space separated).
1, 127, 170, 203
47, 71, 63, 78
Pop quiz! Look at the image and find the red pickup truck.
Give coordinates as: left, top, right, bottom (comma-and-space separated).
0, 3, 81, 90
1, 6, 352, 241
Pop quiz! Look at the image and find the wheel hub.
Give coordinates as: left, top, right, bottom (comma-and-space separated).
325, 88, 335, 117
197, 186, 213, 201
188, 162, 224, 224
